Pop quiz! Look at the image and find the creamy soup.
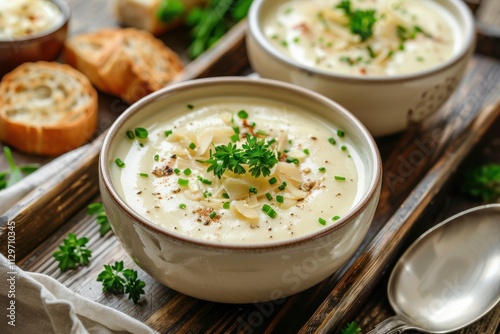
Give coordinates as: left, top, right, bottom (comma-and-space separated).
0, 0, 64, 39
263, 0, 459, 76
112, 98, 362, 244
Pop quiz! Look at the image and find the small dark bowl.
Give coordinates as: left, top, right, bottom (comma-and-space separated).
0, 0, 70, 77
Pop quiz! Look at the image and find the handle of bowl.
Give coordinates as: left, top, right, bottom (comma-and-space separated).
364, 315, 414, 334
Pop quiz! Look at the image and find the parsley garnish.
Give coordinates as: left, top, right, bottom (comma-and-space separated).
336, 0, 377, 41
53, 233, 92, 272
341, 321, 362, 334
0, 146, 38, 190
87, 203, 112, 236
97, 261, 146, 304
461, 163, 500, 202
205, 134, 278, 179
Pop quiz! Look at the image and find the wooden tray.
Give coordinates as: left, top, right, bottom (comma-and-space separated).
1, 0, 499, 333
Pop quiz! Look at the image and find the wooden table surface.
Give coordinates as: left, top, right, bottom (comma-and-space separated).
1, 1, 499, 333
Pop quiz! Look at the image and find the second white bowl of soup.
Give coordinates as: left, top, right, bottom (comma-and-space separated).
99, 77, 382, 303
247, 0, 475, 136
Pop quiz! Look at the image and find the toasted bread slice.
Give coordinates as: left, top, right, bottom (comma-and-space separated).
64, 28, 184, 103
0, 62, 98, 156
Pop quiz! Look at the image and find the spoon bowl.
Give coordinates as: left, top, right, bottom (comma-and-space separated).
368, 204, 500, 333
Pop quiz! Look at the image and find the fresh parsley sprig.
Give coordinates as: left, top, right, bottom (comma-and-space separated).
336, 0, 377, 41
53, 233, 92, 272
341, 321, 362, 334
205, 134, 278, 179
97, 261, 146, 304
461, 163, 500, 202
0, 146, 39, 190
87, 203, 112, 236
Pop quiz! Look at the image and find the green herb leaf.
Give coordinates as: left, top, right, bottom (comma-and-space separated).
53, 233, 92, 272
204, 134, 278, 179
337, 0, 377, 41
0, 146, 39, 190
341, 321, 362, 334
157, 0, 185, 23
87, 203, 112, 236
461, 163, 500, 202
97, 261, 146, 304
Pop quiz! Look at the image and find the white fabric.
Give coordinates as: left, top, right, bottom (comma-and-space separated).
0, 254, 157, 334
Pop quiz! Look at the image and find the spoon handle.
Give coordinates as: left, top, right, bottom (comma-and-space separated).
365, 315, 414, 334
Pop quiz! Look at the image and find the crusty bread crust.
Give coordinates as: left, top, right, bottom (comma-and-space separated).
0, 61, 98, 156
64, 28, 184, 103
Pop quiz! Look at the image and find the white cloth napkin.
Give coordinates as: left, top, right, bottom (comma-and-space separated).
0, 255, 157, 334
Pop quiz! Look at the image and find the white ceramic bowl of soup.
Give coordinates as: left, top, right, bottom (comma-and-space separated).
0, 0, 70, 77
99, 77, 382, 303
246, 0, 475, 136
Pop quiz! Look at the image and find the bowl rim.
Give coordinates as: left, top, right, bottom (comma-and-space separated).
100, 77, 382, 251
247, 0, 476, 83
0, 0, 70, 44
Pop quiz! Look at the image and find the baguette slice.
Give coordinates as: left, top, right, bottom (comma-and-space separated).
114, 0, 207, 35
64, 28, 184, 103
0, 62, 98, 156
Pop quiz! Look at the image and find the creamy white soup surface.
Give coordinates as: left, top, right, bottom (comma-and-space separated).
263, 0, 459, 76
112, 98, 363, 244
0, 0, 64, 39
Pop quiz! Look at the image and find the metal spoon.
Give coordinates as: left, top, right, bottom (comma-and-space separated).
367, 204, 500, 334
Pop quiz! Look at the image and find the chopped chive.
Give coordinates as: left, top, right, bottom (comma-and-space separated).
230, 134, 240, 142
179, 203, 187, 209
223, 202, 230, 209
293, 36, 300, 43
262, 204, 277, 219
126, 130, 135, 139
267, 138, 276, 145
331, 215, 340, 221
203, 190, 212, 198
337, 130, 345, 137
154, 154, 159, 161
319, 167, 326, 173
249, 186, 258, 194
276, 195, 284, 203
183, 168, 192, 176
278, 182, 287, 191
286, 157, 300, 165
256, 130, 268, 136
222, 193, 230, 199
269, 177, 277, 185
115, 158, 125, 168
328, 137, 336, 145
233, 126, 240, 134
209, 211, 217, 219
139, 172, 148, 177
135, 128, 148, 139
341, 145, 347, 151
189, 142, 196, 150
281, 40, 288, 47
334, 176, 346, 181
303, 149, 310, 155
174, 168, 181, 175
284, 149, 290, 153
318, 218, 327, 225
178, 178, 189, 186
187, 104, 194, 109
250, 122, 256, 127
197, 176, 212, 185
237, 110, 248, 119
165, 130, 173, 137
266, 192, 273, 201
139, 143, 144, 147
